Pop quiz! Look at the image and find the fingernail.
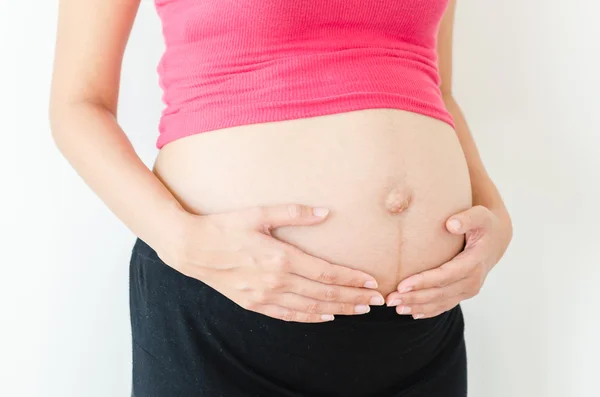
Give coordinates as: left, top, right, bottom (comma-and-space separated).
388, 299, 402, 307
397, 306, 412, 314
321, 314, 335, 321
398, 286, 413, 293
354, 305, 370, 314
448, 219, 462, 231
313, 207, 330, 217
364, 280, 378, 289
370, 296, 385, 306
413, 313, 425, 319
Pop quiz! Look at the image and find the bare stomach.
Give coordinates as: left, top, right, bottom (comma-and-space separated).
153, 108, 473, 296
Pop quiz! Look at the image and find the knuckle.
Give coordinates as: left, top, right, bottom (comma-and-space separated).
346, 277, 363, 288
352, 293, 369, 304
323, 288, 338, 301
287, 204, 303, 220
410, 305, 422, 315
299, 313, 315, 323
436, 289, 446, 300
409, 295, 421, 305
246, 254, 259, 268
398, 294, 412, 304
234, 279, 252, 292
307, 314, 322, 323
317, 271, 337, 284
263, 273, 286, 290
305, 302, 321, 314
254, 289, 271, 304
267, 251, 290, 272
281, 310, 297, 322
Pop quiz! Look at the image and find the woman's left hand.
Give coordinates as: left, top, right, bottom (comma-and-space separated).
385, 205, 512, 319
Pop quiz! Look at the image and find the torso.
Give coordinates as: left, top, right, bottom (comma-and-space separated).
153, 108, 472, 296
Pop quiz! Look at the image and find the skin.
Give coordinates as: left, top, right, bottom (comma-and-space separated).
49, 0, 512, 323
49, 0, 384, 323
385, 0, 514, 319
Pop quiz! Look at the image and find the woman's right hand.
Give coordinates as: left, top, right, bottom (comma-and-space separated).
157, 204, 385, 323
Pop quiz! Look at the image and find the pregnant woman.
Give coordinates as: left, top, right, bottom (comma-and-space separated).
50, 0, 513, 396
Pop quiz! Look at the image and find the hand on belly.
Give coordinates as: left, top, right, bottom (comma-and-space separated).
154, 109, 473, 301
270, 182, 468, 296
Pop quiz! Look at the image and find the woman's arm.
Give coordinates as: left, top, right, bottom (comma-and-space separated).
437, 0, 513, 250
49, 0, 384, 322
49, 0, 189, 255
384, 0, 514, 316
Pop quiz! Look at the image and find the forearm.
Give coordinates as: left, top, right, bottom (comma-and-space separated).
443, 94, 513, 237
49, 101, 190, 255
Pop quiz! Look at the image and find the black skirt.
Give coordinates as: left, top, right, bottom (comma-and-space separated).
129, 237, 468, 397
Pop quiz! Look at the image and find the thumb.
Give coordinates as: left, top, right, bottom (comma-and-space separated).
247, 204, 330, 231
445, 205, 491, 234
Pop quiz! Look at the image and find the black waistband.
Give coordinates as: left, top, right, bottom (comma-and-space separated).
129, 236, 466, 397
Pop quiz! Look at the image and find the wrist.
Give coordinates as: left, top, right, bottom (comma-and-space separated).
471, 181, 512, 245
492, 205, 512, 241
489, 205, 513, 267
154, 205, 221, 275
146, 201, 196, 260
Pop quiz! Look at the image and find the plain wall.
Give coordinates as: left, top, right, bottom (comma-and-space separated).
1, 1, 598, 396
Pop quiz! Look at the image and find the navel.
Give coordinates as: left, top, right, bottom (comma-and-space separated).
385, 186, 412, 214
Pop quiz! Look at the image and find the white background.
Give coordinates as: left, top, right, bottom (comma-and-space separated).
1, 1, 599, 396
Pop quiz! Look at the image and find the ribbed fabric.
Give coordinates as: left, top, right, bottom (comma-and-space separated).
153, 0, 454, 148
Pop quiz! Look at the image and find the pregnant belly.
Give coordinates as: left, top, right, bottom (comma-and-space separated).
153, 108, 473, 296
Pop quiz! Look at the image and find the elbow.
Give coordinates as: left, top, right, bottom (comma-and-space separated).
48, 86, 73, 140
48, 91, 115, 140
48, 97, 101, 145
48, 99, 66, 146
48, 99, 75, 150
48, 97, 84, 150
48, 99, 62, 137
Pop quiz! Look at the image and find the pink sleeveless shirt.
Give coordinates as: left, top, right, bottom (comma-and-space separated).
153, 0, 454, 148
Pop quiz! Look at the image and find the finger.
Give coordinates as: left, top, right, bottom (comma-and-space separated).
244, 204, 331, 231
274, 292, 373, 315
395, 255, 472, 293
387, 278, 470, 307
288, 248, 380, 289
257, 304, 336, 323
446, 205, 493, 235
286, 274, 385, 306
396, 298, 462, 319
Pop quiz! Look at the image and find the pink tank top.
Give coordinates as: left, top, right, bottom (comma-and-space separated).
153, 0, 454, 148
